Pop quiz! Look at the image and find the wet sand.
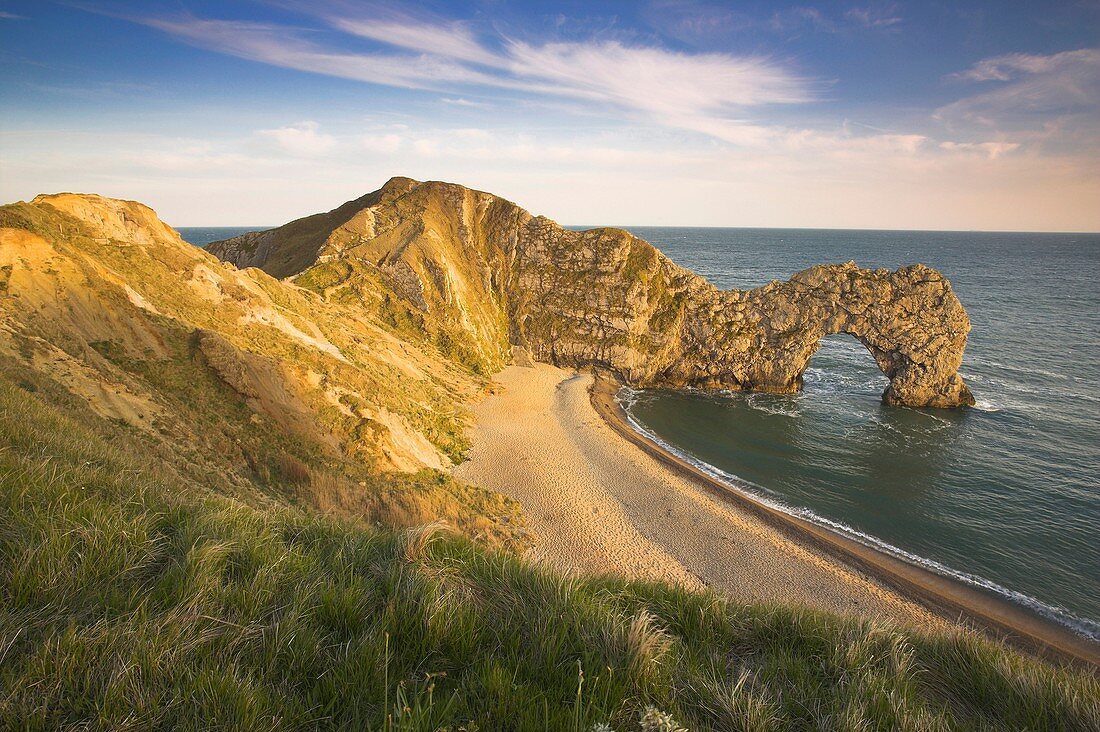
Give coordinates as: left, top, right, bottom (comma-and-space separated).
455, 362, 1100, 667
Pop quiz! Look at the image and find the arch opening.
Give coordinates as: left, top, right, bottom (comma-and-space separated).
800, 333, 889, 400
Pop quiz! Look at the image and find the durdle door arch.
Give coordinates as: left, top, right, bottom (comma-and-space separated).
718, 262, 976, 409
514, 257, 976, 409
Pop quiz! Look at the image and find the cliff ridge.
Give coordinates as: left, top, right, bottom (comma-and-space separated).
211, 177, 974, 408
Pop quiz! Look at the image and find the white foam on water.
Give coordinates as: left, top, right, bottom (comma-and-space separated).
615, 388, 1100, 643
913, 410, 954, 426
744, 393, 802, 418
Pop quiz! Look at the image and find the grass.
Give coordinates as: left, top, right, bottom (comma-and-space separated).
2, 379, 1099, 731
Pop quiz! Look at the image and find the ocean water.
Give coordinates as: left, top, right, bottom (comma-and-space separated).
613, 227, 1100, 639
176, 226, 264, 248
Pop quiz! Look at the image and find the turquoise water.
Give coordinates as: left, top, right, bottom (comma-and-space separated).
176, 227, 265, 248
613, 227, 1099, 639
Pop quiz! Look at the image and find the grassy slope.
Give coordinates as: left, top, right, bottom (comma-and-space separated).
2, 373, 1098, 731
0, 197, 527, 548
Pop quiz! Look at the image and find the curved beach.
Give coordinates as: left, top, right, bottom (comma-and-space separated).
456, 362, 1100, 667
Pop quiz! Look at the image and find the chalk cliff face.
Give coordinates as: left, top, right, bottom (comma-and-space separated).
211, 177, 974, 408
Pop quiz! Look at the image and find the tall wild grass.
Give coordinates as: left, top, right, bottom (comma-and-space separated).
1, 379, 1097, 730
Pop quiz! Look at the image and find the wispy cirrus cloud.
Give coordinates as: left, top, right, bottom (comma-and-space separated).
951, 49, 1100, 84
142, 17, 505, 89
938, 49, 1100, 140
845, 5, 902, 30
510, 40, 807, 105
644, 1, 901, 44
332, 17, 502, 67
771, 7, 836, 33
768, 4, 902, 35
139, 9, 816, 146
136, 7, 1040, 161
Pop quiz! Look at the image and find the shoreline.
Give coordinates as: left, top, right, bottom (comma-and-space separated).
457, 364, 950, 629
589, 371, 1100, 668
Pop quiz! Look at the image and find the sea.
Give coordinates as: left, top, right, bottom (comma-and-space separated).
176, 227, 263, 248
615, 227, 1100, 641
179, 224, 1100, 640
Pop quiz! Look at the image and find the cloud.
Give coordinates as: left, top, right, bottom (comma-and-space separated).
441, 97, 487, 107
767, 4, 901, 35
139, 11, 815, 146
951, 49, 1099, 83
135, 8, 1043, 165
8, 123, 1094, 231
938, 141, 1020, 159
948, 49, 1100, 95
342, 126, 711, 168
333, 17, 502, 67
0, 11, 25, 20
361, 133, 403, 154
845, 6, 902, 30
143, 17, 507, 90
256, 121, 336, 156
504, 40, 811, 111
768, 7, 836, 33
938, 49, 1100, 133
641, 1, 760, 43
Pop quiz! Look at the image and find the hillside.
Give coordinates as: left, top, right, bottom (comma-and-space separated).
0, 193, 526, 545
211, 177, 974, 408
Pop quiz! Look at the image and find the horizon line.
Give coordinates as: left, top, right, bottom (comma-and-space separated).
172, 222, 1100, 236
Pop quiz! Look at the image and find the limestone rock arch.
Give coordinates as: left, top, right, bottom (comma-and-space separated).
701, 262, 976, 408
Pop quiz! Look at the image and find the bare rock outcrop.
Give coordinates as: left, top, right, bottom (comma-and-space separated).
210, 178, 975, 408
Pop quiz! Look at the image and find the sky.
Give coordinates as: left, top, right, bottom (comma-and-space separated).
0, 1, 1098, 230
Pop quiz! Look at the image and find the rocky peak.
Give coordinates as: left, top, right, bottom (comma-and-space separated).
378, 176, 420, 199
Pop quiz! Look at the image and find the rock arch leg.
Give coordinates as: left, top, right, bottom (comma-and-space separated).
849, 333, 974, 409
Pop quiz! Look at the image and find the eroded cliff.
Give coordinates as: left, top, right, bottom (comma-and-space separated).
0, 193, 528, 545
211, 177, 974, 408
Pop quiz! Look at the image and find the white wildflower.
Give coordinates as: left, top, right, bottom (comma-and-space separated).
640, 705, 687, 732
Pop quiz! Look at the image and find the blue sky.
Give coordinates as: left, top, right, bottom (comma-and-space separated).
1, 1, 1097, 230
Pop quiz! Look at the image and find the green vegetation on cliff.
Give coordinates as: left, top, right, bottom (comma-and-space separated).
0, 193, 526, 544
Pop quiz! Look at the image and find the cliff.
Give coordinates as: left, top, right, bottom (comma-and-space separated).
0, 193, 527, 545
211, 177, 974, 408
